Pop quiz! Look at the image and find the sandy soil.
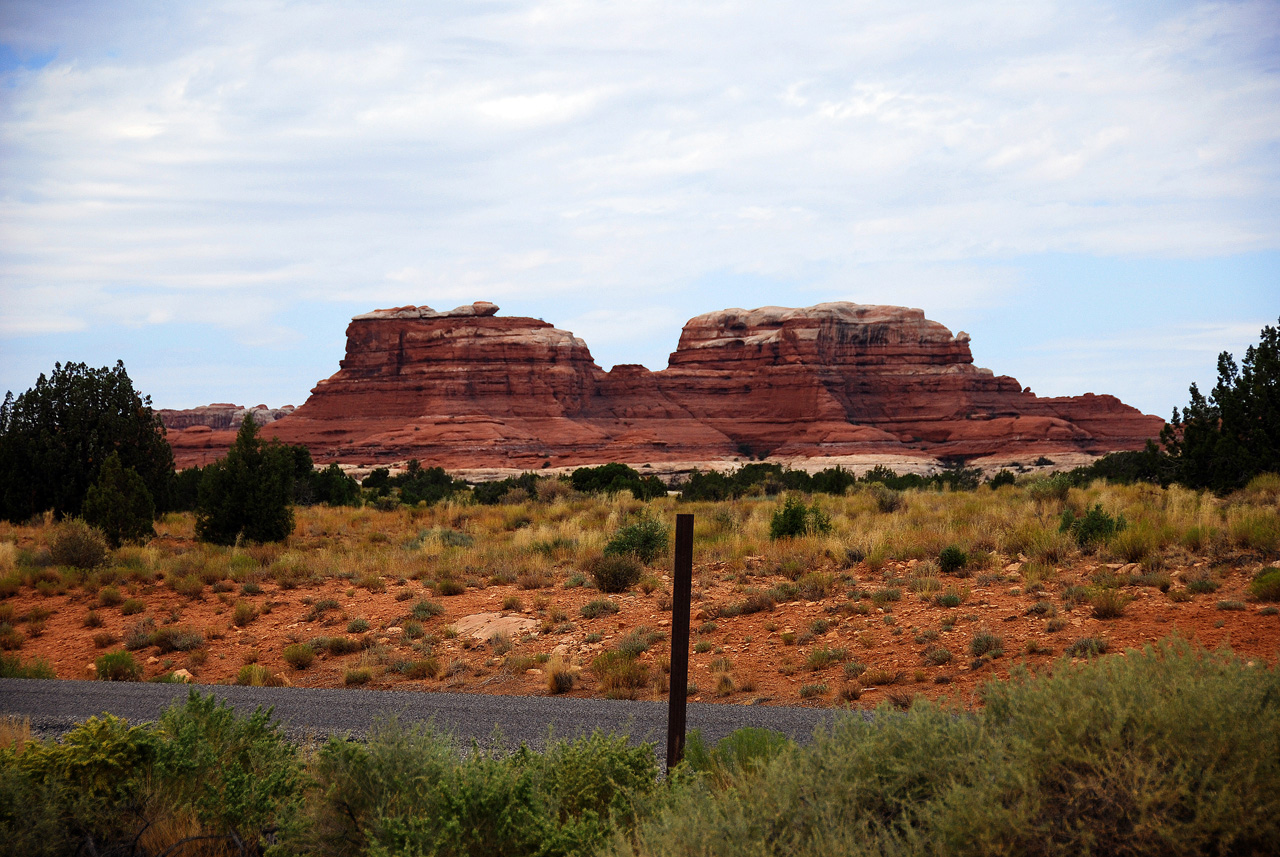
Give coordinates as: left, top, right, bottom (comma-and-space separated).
7, 539, 1278, 710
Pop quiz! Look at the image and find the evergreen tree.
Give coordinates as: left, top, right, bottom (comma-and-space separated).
1162, 318, 1280, 492
195, 417, 294, 544
82, 451, 156, 547
0, 361, 173, 522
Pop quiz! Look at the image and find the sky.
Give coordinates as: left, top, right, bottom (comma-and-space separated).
1, 0, 1277, 419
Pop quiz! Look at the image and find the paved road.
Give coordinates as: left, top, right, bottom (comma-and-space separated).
0, 679, 847, 757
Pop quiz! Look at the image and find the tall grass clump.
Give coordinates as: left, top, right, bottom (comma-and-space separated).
283, 718, 657, 856
615, 638, 1280, 857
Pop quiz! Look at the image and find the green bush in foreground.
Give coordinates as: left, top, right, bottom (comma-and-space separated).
283, 719, 658, 857
3, 640, 1278, 857
613, 637, 1280, 857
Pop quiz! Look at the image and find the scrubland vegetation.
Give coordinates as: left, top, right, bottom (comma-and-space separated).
2, 637, 1278, 856
0, 468, 1276, 706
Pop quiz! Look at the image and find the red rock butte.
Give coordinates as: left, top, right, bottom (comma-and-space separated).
165, 300, 1163, 473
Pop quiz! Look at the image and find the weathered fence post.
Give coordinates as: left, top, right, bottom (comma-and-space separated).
667, 513, 694, 772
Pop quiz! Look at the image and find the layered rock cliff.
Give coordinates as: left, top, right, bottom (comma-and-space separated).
165, 301, 1163, 470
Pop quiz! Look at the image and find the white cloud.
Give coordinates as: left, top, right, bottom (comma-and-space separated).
0, 0, 1276, 406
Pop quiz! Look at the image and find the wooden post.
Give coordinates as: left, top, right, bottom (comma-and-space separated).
667, 513, 694, 772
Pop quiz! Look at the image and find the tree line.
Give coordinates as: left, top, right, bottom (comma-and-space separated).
2, 316, 1275, 545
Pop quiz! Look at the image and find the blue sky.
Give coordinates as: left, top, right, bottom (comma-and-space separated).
1, 0, 1277, 418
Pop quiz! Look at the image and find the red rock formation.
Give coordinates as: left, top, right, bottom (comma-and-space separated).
164, 301, 1164, 470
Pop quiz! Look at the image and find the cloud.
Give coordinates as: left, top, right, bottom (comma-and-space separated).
0, 0, 1276, 407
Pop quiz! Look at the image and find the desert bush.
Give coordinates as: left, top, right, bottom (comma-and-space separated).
620, 637, 1280, 857
605, 513, 670, 564
236, 664, 284, 686
233, 600, 259, 627
1060, 503, 1126, 550
546, 655, 576, 694
969, 629, 1004, 659
347, 617, 371, 633
592, 651, 650, 699
869, 484, 904, 513
769, 495, 832, 540
0, 623, 23, 650
326, 636, 364, 656
151, 626, 204, 653
401, 658, 440, 679
617, 627, 665, 659
283, 643, 316, 669
1186, 573, 1220, 594
344, 667, 373, 686
590, 553, 644, 593
120, 598, 144, 615
580, 598, 621, 619
1067, 637, 1109, 658
805, 646, 849, 671
433, 578, 467, 596
924, 647, 953, 666
939, 545, 968, 574
49, 520, 108, 569
1090, 589, 1131, 620
95, 650, 141, 681
1251, 567, 1280, 602
411, 598, 445, 619
280, 719, 657, 857
0, 653, 55, 679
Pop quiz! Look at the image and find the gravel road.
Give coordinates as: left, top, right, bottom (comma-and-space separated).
0, 679, 848, 756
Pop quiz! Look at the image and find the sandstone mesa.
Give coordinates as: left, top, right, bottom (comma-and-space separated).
164, 301, 1163, 474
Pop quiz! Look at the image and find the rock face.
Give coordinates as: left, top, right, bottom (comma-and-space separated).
158, 403, 295, 431
166, 301, 1163, 470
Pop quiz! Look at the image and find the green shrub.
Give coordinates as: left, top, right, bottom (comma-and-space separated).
1067, 637, 1109, 658
49, 520, 108, 569
326, 636, 364, 655
1186, 574, 1220, 594
617, 626, 665, 658
622, 637, 1280, 857
151, 626, 204, 653
1090, 589, 1130, 619
580, 598, 621, 619
233, 600, 259, 627
280, 719, 657, 857
1059, 503, 1126, 549
969, 630, 1004, 659
605, 513, 670, 564
870, 484, 904, 513
433, 578, 467, 596
344, 667, 373, 686
682, 727, 794, 789
592, 651, 650, 699
1251, 567, 1280, 602
0, 623, 24, 650
0, 652, 55, 678
97, 586, 124, 607
805, 646, 848, 671
590, 553, 644, 593
411, 599, 445, 619
346, 617, 371, 633
282, 643, 315, 669
939, 545, 968, 574
120, 598, 145, 616
769, 495, 832, 540
924, 647, 953, 666
799, 683, 828, 698
152, 691, 299, 850
95, 651, 142, 681
236, 664, 283, 686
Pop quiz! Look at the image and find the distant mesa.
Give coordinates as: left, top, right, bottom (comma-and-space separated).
163, 300, 1163, 473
